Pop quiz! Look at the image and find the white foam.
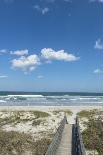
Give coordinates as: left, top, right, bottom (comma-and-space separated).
79, 97, 101, 100
0, 100, 6, 103
8, 95, 44, 98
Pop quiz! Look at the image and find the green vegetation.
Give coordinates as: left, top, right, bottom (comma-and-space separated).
32, 111, 50, 118
77, 109, 103, 155
53, 109, 73, 116
77, 109, 103, 119
32, 119, 43, 126
0, 129, 51, 155
0, 110, 50, 126
0, 110, 56, 155
82, 116, 103, 155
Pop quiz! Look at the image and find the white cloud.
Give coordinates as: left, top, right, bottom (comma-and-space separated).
94, 68, 103, 74
37, 75, 44, 79
10, 48, 79, 73
42, 7, 49, 15
10, 49, 29, 56
33, 5, 49, 15
41, 48, 79, 62
11, 55, 40, 72
0, 75, 8, 78
34, 5, 40, 10
0, 49, 7, 54
95, 39, 103, 50
90, 0, 103, 3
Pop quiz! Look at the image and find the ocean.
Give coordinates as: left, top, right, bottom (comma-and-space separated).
0, 91, 103, 106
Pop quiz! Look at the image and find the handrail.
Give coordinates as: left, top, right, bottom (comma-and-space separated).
75, 117, 86, 155
44, 116, 67, 155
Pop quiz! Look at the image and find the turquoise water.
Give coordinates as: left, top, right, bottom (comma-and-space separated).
0, 91, 103, 106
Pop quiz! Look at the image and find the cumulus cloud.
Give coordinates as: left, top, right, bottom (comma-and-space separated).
10, 49, 29, 56
95, 39, 103, 50
41, 48, 79, 62
11, 55, 40, 72
10, 48, 79, 73
0, 75, 8, 78
33, 5, 49, 15
94, 68, 103, 74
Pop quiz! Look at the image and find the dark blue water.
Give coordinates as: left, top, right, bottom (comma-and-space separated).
0, 91, 103, 106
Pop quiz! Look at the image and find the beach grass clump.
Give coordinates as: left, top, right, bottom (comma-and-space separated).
64, 110, 73, 115
53, 109, 73, 116
0, 111, 50, 127
0, 129, 34, 155
82, 116, 103, 155
77, 109, 103, 119
32, 111, 50, 119
0, 115, 16, 126
0, 129, 51, 155
32, 119, 43, 126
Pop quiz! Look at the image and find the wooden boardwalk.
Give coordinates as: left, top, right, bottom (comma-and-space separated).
55, 124, 72, 155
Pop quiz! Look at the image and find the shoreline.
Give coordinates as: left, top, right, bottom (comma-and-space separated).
0, 105, 102, 110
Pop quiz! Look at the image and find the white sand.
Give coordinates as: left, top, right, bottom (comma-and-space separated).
0, 105, 102, 124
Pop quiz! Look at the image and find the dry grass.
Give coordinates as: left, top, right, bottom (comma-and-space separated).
52, 109, 73, 116
0, 110, 50, 126
0, 129, 51, 155
77, 109, 103, 119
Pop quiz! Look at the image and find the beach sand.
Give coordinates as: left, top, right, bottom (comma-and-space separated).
0, 105, 102, 124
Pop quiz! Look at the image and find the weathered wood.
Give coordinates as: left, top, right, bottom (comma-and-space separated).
55, 124, 72, 155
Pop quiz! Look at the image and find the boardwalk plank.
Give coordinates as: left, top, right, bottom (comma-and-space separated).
55, 124, 72, 155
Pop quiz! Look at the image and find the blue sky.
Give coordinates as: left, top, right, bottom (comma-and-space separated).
0, 0, 103, 92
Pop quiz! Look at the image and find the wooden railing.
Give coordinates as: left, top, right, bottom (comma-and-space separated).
75, 117, 86, 155
45, 116, 86, 155
44, 116, 67, 155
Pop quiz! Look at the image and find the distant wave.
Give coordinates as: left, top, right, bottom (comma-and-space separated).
0, 93, 103, 106
79, 97, 102, 100
7, 95, 44, 98
0, 100, 6, 103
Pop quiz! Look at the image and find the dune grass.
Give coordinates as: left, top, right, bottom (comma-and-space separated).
82, 117, 103, 155
0, 129, 51, 155
53, 109, 73, 116
77, 109, 103, 155
77, 109, 103, 119
0, 110, 50, 127
32, 111, 50, 118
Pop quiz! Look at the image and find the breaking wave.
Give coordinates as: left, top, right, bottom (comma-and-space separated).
0, 93, 103, 106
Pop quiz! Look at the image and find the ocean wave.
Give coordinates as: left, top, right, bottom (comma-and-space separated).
70, 99, 78, 101
0, 100, 6, 103
79, 97, 102, 100
7, 95, 44, 98
0, 93, 103, 106
46, 95, 71, 99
